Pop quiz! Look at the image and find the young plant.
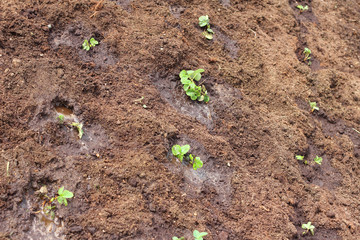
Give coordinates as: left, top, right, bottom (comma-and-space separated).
179, 69, 209, 103
303, 47, 312, 65
82, 37, 99, 51
57, 114, 65, 124
193, 230, 208, 240
296, 155, 308, 165
172, 237, 184, 240
189, 154, 203, 170
297, 5, 309, 12
314, 155, 323, 165
71, 122, 84, 139
302, 222, 315, 235
309, 101, 319, 112
172, 144, 190, 162
199, 15, 214, 40
172, 145, 204, 170
39, 186, 74, 220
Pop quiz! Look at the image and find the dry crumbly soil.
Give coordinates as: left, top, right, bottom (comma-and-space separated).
0, 0, 359, 239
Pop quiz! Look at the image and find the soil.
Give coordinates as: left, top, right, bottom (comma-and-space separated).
0, 0, 359, 239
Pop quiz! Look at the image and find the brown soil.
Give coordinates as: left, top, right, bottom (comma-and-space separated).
1, 0, 359, 239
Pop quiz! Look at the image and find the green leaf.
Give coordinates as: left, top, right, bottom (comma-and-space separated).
58, 186, 64, 195
190, 94, 198, 100
314, 156, 323, 165
179, 70, 188, 79
186, 70, 194, 76
172, 145, 181, 156
207, 28, 214, 34
192, 69, 204, 81
189, 154, 194, 163
57, 196, 64, 205
90, 38, 98, 46
193, 157, 203, 170
61, 190, 74, 199
296, 155, 304, 160
183, 84, 190, 91
193, 230, 208, 240
199, 15, 209, 27
181, 145, 190, 155
203, 31, 213, 40
198, 95, 204, 102
181, 79, 191, 85
82, 40, 89, 50
179, 155, 183, 162
203, 95, 209, 103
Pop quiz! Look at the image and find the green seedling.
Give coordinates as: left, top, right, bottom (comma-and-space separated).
193, 230, 208, 240
172, 144, 190, 162
309, 101, 319, 112
189, 154, 203, 170
71, 122, 84, 139
57, 114, 65, 124
172, 145, 204, 170
296, 155, 308, 165
302, 222, 315, 235
297, 5, 309, 12
172, 237, 185, 240
179, 69, 209, 103
314, 155, 323, 165
199, 15, 214, 40
303, 47, 312, 65
82, 37, 99, 51
39, 186, 74, 219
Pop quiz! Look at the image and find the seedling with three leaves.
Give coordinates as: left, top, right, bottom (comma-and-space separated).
82, 37, 99, 51
57, 114, 65, 124
302, 222, 315, 235
309, 101, 319, 112
179, 69, 209, 103
172, 144, 204, 170
297, 5, 309, 12
199, 15, 214, 40
173, 230, 208, 240
296, 155, 322, 165
39, 186, 74, 220
303, 47, 312, 65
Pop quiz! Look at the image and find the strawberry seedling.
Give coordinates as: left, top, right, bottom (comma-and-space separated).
172, 237, 184, 240
296, 155, 308, 165
199, 15, 214, 40
38, 186, 74, 220
71, 122, 84, 139
302, 222, 315, 235
179, 69, 209, 103
172, 144, 204, 170
57, 114, 65, 124
303, 47, 312, 65
82, 37, 99, 51
297, 5, 309, 12
193, 230, 208, 240
314, 155, 323, 165
309, 101, 319, 112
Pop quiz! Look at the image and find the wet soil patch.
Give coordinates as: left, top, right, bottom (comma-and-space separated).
49, 23, 117, 67
298, 139, 342, 189
290, 204, 341, 239
30, 97, 108, 157
288, 0, 318, 23
169, 5, 186, 19
151, 72, 214, 129
213, 26, 239, 59
165, 135, 233, 208
109, 0, 133, 12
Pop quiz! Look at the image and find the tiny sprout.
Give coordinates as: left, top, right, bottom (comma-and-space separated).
193, 230, 208, 240
297, 5, 309, 12
82, 37, 99, 51
296, 155, 308, 165
303, 47, 312, 65
199, 15, 214, 40
314, 156, 323, 165
57, 114, 65, 124
309, 101, 319, 112
172, 237, 184, 240
302, 222, 315, 235
71, 122, 84, 139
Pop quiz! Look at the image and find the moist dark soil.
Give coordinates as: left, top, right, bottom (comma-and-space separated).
1, 0, 360, 239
